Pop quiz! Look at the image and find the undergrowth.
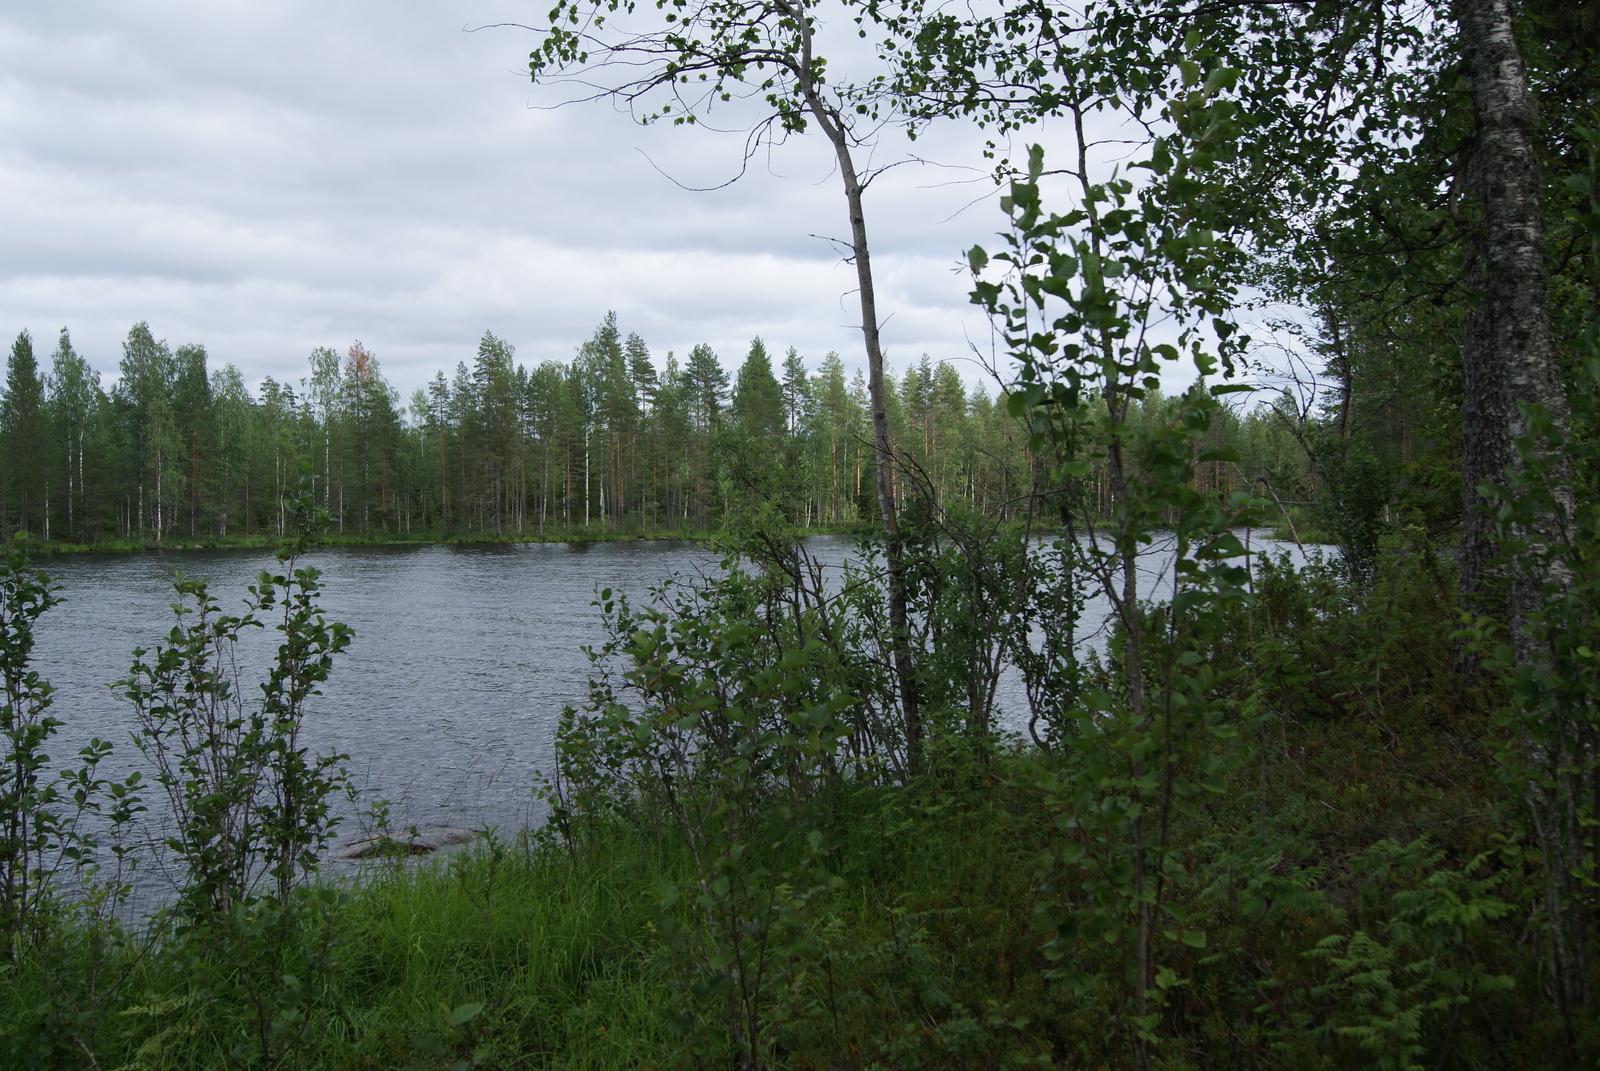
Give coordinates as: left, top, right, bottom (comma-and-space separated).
0, 545, 1570, 1069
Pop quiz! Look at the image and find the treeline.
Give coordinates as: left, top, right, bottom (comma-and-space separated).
0, 314, 1312, 545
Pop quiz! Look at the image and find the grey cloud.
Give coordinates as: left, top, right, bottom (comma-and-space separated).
0, 1, 1043, 400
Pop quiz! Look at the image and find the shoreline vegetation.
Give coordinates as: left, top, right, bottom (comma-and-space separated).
0, 527, 1569, 1068
0, 312, 1329, 562
11, 523, 878, 557
13, 521, 1334, 557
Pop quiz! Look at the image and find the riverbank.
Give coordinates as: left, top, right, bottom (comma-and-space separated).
10, 519, 1341, 559
11, 522, 881, 557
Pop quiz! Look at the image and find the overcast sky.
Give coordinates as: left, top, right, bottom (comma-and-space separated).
1, 1, 1056, 403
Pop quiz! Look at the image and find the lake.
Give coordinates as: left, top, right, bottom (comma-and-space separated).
32, 539, 735, 841
27, 531, 1313, 886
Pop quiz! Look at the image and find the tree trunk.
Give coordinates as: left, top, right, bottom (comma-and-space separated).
1455, 231, 1510, 628
793, 14, 921, 771
1457, 0, 1583, 1027
1457, 0, 1572, 590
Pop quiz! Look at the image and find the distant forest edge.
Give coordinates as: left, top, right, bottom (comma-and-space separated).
0, 314, 1339, 547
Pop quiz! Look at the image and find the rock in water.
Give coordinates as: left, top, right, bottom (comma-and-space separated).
413, 826, 478, 850
331, 826, 479, 860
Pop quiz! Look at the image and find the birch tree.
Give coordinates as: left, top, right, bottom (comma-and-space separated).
526, 0, 925, 758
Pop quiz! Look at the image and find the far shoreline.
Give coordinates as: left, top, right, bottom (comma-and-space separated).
9, 520, 1338, 558
10, 523, 882, 558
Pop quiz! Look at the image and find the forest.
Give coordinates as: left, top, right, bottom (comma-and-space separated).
3, 0, 1600, 1069
1, 317, 1309, 546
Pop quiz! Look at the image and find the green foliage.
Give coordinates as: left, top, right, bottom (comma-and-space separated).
104, 485, 357, 1067
1299, 840, 1514, 1071
551, 529, 872, 1067
0, 661, 1560, 1071
1235, 539, 1462, 725
0, 543, 65, 942
122, 489, 352, 920
2, 330, 47, 536
1309, 436, 1395, 585
898, 504, 1038, 752
3, 9, 1597, 1066
4, 310, 1045, 546
0, 542, 146, 1067
965, 61, 1272, 1060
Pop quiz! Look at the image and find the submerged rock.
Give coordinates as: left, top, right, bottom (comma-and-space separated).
331, 826, 478, 860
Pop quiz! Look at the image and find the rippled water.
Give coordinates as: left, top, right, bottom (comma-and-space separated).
32, 539, 734, 841
28, 530, 1311, 893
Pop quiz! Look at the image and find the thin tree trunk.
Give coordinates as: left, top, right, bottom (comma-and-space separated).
1106, 380, 1151, 1067
790, 3, 920, 770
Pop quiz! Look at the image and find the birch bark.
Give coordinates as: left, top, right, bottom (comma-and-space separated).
1457, 0, 1584, 1025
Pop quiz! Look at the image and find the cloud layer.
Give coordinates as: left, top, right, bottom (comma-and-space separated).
1, 1, 1019, 399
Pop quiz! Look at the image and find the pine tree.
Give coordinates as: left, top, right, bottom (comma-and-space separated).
474, 332, 519, 534
423, 371, 453, 530
684, 343, 728, 434
812, 353, 851, 524
344, 341, 401, 534
656, 352, 694, 529
780, 347, 808, 437
683, 343, 728, 528
626, 332, 659, 525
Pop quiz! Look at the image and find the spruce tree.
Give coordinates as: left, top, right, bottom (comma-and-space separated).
732, 338, 784, 441
2, 331, 45, 536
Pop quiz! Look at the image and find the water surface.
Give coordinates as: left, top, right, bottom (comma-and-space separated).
34, 540, 728, 842
30, 531, 1311, 874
